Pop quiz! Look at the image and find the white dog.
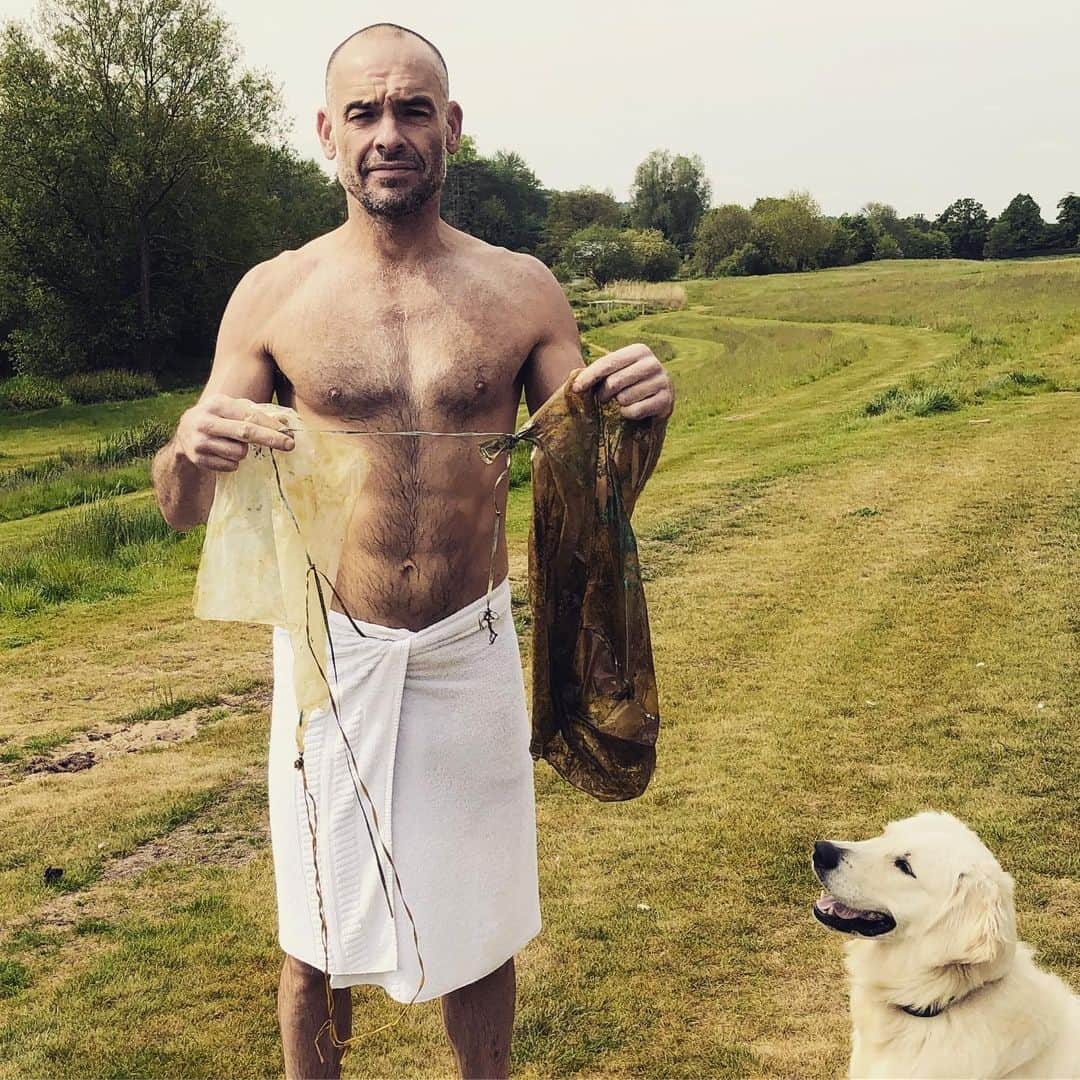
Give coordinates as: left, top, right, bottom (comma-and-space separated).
811, 811, 1079, 1078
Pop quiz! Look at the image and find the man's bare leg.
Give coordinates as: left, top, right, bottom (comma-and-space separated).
440, 957, 516, 1079
279, 955, 352, 1080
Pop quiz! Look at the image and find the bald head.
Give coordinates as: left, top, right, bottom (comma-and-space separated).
324, 23, 449, 107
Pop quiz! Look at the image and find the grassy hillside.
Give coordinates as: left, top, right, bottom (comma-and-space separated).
0, 259, 1076, 1078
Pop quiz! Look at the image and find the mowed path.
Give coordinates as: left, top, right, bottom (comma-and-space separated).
0, 293, 1076, 1076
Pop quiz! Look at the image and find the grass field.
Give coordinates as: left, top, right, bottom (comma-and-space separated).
0, 258, 1076, 1078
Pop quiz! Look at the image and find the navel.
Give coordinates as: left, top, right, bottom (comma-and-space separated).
399, 558, 419, 578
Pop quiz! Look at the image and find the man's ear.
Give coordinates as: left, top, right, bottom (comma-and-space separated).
948, 868, 1016, 967
317, 107, 336, 160
445, 101, 463, 155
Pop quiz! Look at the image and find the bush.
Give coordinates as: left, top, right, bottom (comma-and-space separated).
63, 369, 158, 404
0, 374, 65, 411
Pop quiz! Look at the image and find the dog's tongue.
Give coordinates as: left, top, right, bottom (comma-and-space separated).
816, 891, 880, 920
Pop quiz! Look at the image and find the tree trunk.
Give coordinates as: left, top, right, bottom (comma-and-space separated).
138, 217, 151, 369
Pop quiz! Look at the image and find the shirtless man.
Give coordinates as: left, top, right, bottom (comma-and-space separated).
152, 22, 674, 1079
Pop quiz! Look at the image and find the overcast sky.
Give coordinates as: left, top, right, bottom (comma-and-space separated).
3, 0, 1078, 219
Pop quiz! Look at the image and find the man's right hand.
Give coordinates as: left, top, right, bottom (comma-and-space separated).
174, 394, 296, 473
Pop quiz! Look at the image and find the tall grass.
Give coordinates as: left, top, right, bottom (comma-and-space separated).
0, 500, 194, 616
599, 281, 688, 309
0, 421, 170, 521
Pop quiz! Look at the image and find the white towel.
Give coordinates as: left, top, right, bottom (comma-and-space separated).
268, 575, 541, 1003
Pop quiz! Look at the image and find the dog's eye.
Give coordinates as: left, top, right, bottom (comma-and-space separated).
894, 858, 916, 878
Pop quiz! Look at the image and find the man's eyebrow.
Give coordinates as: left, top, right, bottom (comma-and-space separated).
341, 94, 436, 116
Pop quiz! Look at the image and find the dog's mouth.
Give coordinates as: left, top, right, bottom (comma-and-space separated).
813, 892, 896, 936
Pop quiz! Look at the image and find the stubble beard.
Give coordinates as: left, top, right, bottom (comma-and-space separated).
343, 142, 447, 221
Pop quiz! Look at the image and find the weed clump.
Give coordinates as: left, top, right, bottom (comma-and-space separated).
0, 500, 192, 616
865, 384, 961, 418
0, 375, 65, 411
62, 369, 158, 404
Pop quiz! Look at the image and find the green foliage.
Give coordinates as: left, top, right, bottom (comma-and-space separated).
539, 188, 623, 265
0, 0, 336, 378
561, 226, 639, 286
629, 150, 711, 253
1056, 194, 1080, 246
0, 499, 191, 615
821, 213, 878, 266
865, 383, 961, 417
624, 229, 681, 281
872, 233, 903, 260
0, 374, 65, 411
936, 198, 991, 259
0, 959, 30, 998
441, 149, 548, 253
984, 194, 1047, 257
747, 192, 833, 273
62, 370, 158, 404
693, 205, 753, 275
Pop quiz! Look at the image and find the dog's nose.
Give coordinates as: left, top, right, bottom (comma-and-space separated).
813, 840, 844, 872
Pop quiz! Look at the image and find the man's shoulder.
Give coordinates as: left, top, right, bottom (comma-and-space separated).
450, 228, 565, 305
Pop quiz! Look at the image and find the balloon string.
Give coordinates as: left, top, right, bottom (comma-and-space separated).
266, 425, 538, 1054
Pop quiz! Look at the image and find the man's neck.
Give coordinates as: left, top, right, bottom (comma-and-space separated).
339, 198, 448, 266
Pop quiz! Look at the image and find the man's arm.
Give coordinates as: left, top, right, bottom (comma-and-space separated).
152, 260, 295, 532
519, 257, 675, 423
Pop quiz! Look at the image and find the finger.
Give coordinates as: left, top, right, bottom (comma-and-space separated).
206, 395, 293, 430
619, 392, 671, 420
572, 345, 649, 392
193, 452, 241, 473
611, 373, 669, 407
200, 436, 249, 462
203, 416, 295, 451
597, 359, 661, 403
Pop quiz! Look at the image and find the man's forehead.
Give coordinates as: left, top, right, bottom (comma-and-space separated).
329, 35, 445, 106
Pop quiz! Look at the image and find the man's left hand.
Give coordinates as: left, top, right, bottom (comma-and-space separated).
572, 344, 675, 421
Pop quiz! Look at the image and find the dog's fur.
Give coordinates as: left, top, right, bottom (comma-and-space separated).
812, 811, 1079, 1078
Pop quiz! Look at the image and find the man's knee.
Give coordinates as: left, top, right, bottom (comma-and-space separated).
280, 955, 328, 998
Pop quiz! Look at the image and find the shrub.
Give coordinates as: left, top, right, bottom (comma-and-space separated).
0, 374, 65, 411
865, 384, 960, 417
90, 420, 172, 467
62, 369, 158, 404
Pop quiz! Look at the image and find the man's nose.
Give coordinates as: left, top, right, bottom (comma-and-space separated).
813, 840, 845, 872
373, 112, 406, 155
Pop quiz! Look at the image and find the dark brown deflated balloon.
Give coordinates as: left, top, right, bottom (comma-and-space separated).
523, 367, 666, 801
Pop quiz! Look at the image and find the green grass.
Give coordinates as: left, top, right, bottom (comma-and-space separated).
0, 258, 1076, 1078
0, 500, 197, 617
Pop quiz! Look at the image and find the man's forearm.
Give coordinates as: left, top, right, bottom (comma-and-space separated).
152, 439, 216, 532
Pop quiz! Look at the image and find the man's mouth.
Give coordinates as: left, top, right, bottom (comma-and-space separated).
813, 891, 896, 936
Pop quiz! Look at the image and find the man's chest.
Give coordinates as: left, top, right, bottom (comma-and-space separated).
266, 271, 534, 424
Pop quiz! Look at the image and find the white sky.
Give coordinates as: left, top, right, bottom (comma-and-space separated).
3, 0, 1078, 219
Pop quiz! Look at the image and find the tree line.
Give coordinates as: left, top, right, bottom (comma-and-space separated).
1, 0, 1077, 384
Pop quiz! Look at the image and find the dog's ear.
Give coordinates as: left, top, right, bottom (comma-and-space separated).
947, 868, 1016, 967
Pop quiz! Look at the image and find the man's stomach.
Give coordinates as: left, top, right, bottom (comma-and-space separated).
330, 516, 510, 632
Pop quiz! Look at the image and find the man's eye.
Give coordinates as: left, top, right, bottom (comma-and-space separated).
894, 858, 916, 878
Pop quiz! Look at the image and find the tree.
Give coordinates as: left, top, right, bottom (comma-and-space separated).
820, 213, 878, 266
936, 198, 990, 259
749, 191, 832, 272
0, 0, 287, 375
984, 194, 1047, 257
692, 204, 752, 275
629, 149, 711, 254
625, 228, 680, 281
1057, 194, 1080, 246
538, 187, 622, 265
560, 225, 638, 285
441, 148, 548, 254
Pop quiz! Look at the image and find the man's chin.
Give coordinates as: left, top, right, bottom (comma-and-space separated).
356, 180, 439, 221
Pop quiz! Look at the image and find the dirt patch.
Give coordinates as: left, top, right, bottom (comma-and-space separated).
35, 769, 268, 930
14, 685, 270, 782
